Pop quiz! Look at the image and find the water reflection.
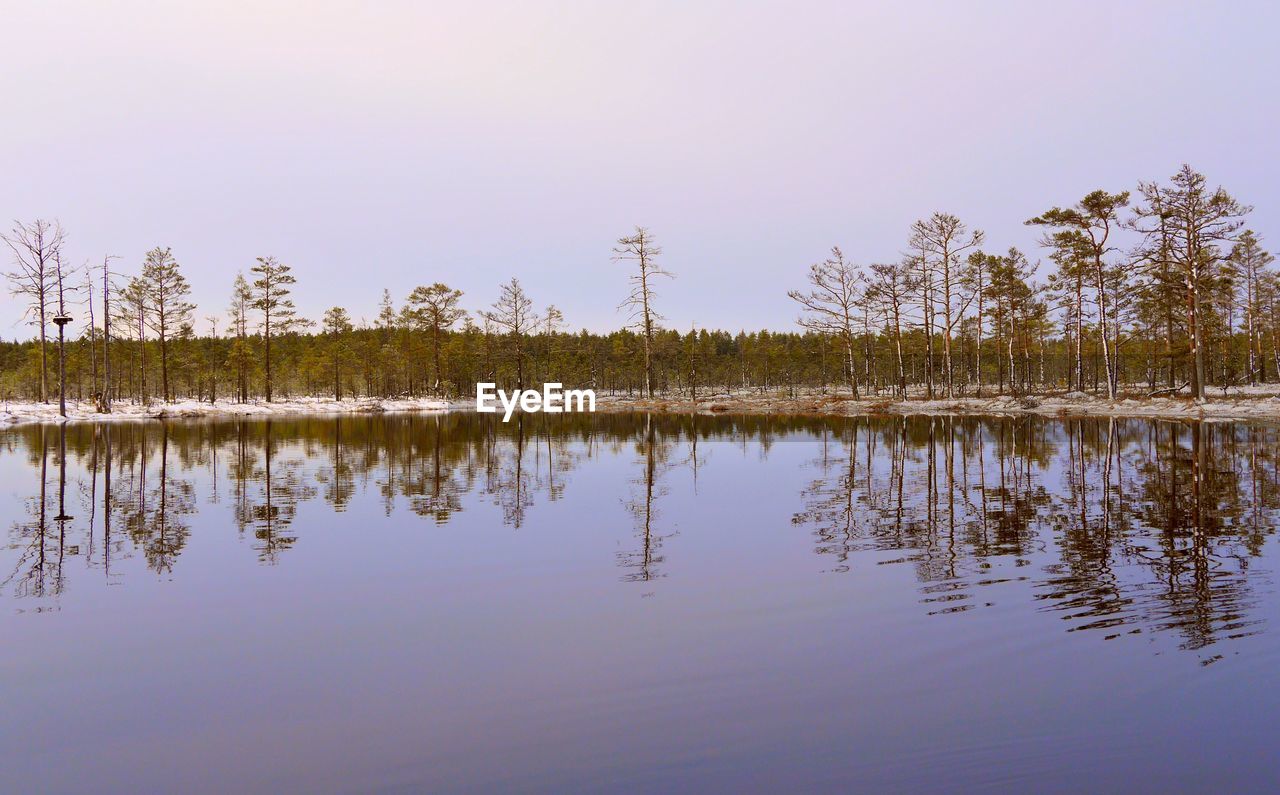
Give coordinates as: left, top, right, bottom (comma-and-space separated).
793, 415, 1279, 652
618, 414, 679, 582
3, 413, 1280, 653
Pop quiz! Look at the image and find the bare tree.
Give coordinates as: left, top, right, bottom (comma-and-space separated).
907, 248, 937, 397
867, 259, 917, 396
99, 255, 119, 412
788, 247, 863, 397
118, 277, 150, 404
614, 227, 673, 398
51, 253, 78, 416
3, 219, 65, 402
908, 213, 984, 397
84, 269, 98, 401
543, 305, 565, 336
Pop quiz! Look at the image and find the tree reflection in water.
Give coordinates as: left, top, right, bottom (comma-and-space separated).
617, 414, 679, 582
794, 415, 1280, 651
3, 413, 1280, 652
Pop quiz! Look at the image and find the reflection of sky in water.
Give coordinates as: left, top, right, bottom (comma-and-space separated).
2, 414, 1279, 793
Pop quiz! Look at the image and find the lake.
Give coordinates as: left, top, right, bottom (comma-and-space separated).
3, 412, 1279, 793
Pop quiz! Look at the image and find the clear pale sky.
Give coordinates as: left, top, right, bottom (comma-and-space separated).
2, 1, 1276, 337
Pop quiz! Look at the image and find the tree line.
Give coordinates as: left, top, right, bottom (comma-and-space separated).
2, 164, 1274, 412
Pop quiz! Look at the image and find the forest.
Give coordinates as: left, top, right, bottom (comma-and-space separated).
1, 164, 1273, 411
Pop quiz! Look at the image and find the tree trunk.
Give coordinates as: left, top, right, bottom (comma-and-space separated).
1094, 260, 1115, 398
264, 315, 273, 402
160, 331, 169, 403
102, 264, 112, 413
975, 274, 984, 397
1186, 277, 1204, 401
39, 307, 48, 403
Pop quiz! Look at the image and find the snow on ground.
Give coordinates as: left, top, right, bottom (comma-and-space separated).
0, 396, 450, 426
10, 388, 1280, 425
594, 387, 1280, 422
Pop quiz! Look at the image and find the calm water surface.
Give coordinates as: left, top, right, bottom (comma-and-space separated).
3, 413, 1279, 793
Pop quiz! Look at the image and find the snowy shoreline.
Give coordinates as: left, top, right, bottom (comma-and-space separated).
594, 387, 1280, 422
0, 397, 451, 426
10, 389, 1280, 425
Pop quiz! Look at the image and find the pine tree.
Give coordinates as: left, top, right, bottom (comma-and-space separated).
1028, 190, 1129, 397
405, 283, 466, 396
322, 306, 354, 400
480, 278, 539, 392
227, 273, 255, 402
250, 257, 303, 402
140, 247, 195, 402
1228, 231, 1275, 383
1133, 166, 1250, 401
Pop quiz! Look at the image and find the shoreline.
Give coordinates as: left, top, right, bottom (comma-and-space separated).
593, 389, 1280, 422
8, 390, 1280, 425
0, 397, 451, 426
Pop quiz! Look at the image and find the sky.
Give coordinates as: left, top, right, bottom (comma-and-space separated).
2, 0, 1277, 338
